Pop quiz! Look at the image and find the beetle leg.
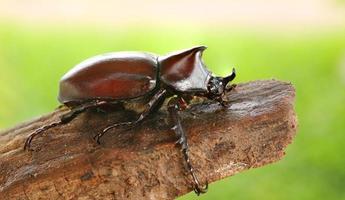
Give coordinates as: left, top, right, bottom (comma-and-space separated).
24, 100, 108, 151
225, 83, 237, 92
24, 121, 64, 151
214, 83, 237, 108
216, 97, 228, 107
94, 89, 167, 143
167, 97, 208, 195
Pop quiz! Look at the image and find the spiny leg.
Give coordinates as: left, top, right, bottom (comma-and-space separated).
24, 121, 63, 151
167, 96, 208, 195
94, 89, 167, 144
24, 100, 108, 151
216, 83, 237, 108
218, 81, 237, 107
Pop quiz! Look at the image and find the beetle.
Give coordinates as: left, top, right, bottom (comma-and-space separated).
24, 46, 236, 195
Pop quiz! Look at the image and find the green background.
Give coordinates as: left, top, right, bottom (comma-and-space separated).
0, 22, 345, 200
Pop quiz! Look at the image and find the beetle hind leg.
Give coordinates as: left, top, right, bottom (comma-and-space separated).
168, 97, 208, 195
24, 121, 63, 151
24, 100, 108, 151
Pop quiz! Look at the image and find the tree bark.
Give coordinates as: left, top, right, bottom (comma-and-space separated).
0, 80, 297, 200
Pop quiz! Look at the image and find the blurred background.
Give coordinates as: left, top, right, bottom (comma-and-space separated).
0, 0, 345, 199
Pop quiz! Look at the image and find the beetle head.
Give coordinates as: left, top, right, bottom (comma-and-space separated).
207, 68, 236, 100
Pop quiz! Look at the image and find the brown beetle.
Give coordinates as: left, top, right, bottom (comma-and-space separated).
24, 46, 236, 195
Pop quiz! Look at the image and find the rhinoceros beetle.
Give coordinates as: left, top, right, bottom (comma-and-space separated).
24, 46, 236, 195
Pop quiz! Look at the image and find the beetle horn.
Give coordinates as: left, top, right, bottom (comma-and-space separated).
222, 68, 236, 86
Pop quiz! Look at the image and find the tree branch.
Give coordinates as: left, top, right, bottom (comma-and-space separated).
0, 80, 297, 200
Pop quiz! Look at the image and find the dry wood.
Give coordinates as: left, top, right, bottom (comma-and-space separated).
0, 80, 297, 200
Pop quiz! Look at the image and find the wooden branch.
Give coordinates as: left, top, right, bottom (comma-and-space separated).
0, 80, 297, 200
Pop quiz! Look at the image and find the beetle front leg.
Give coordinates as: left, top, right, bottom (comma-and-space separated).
217, 84, 237, 107
167, 97, 208, 195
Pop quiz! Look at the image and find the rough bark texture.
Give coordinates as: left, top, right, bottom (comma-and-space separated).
0, 80, 297, 200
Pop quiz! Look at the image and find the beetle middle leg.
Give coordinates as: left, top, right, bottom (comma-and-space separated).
24, 100, 108, 151
167, 96, 208, 195
94, 89, 168, 143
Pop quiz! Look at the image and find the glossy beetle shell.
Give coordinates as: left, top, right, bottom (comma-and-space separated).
58, 46, 211, 104
58, 52, 158, 103
159, 46, 211, 92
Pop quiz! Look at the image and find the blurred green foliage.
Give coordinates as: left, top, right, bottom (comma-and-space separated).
0, 22, 345, 200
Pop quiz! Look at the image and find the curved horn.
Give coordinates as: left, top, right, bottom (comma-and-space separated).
222, 68, 236, 85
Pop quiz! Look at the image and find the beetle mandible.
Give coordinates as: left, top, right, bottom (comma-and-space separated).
24, 46, 236, 195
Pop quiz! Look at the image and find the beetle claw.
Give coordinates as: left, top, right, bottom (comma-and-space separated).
193, 180, 208, 195
24, 136, 33, 151
93, 135, 100, 144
